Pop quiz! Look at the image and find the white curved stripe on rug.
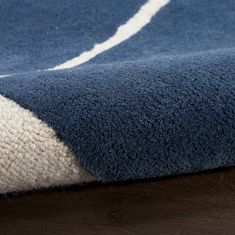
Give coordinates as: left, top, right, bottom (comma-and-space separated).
50, 0, 170, 70
0, 0, 170, 77
0, 95, 95, 194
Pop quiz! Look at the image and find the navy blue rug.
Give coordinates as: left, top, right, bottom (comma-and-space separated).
0, 0, 235, 193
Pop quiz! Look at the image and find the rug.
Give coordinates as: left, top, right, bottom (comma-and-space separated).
0, 0, 235, 193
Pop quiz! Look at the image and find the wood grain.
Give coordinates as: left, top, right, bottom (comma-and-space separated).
1, 168, 235, 235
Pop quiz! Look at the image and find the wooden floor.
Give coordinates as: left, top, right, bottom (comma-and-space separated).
1, 168, 235, 235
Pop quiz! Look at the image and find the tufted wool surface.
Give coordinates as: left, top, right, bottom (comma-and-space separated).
0, 95, 94, 193
0, 0, 235, 193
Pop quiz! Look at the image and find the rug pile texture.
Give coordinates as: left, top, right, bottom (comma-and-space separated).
0, 0, 235, 193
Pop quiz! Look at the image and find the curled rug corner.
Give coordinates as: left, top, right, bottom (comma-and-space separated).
0, 95, 95, 194
0, 0, 235, 194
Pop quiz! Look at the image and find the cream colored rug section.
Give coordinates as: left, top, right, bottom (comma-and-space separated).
0, 95, 95, 193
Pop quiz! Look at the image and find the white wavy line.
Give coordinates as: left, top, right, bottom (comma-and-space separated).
0, 74, 12, 78
0, 0, 169, 77
49, 0, 170, 71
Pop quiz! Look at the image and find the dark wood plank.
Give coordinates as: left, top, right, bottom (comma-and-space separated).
1, 168, 235, 235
